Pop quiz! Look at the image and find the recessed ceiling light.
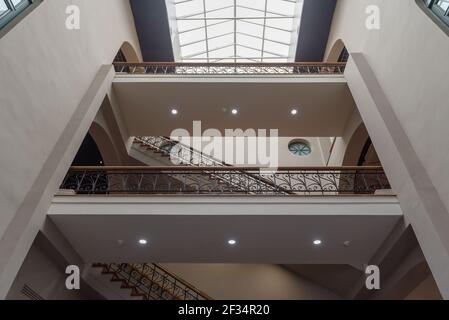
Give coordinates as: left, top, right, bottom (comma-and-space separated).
313, 239, 322, 246
290, 108, 298, 115
138, 239, 147, 245
228, 239, 237, 245
231, 108, 238, 115
171, 108, 178, 115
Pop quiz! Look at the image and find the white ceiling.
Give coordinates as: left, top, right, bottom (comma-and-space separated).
165, 0, 304, 62
112, 76, 354, 137
48, 195, 402, 265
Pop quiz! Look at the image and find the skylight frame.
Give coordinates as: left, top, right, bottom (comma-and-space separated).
165, 0, 304, 63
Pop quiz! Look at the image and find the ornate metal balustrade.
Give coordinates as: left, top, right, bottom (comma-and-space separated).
94, 263, 211, 300
135, 136, 228, 167
113, 62, 346, 76
60, 166, 391, 195
134, 136, 287, 194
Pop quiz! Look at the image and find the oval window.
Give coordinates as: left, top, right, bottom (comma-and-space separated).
288, 140, 311, 156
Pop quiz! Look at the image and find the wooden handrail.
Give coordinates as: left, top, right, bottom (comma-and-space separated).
113, 62, 347, 67
152, 264, 213, 300
63, 166, 390, 195
95, 263, 212, 300
70, 166, 384, 171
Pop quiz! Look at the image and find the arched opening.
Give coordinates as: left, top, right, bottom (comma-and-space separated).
113, 41, 140, 72
71, 116, 122, 167
342, 123, 380, 167
88, 121, 122, 166
327, 39, 348, 62
68, 132, 107, 194
337, 47, 349, 63
66, 121, 121, 194
118, 41, 140, 63
71, 133, 104, 166
337, 123, 386, 194
357, 137, 381, 166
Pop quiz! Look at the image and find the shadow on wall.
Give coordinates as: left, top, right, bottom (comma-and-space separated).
342, 123, 380, 166
326, 39, 347, 62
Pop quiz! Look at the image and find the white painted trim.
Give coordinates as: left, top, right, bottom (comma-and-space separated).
49, 195, 402, 217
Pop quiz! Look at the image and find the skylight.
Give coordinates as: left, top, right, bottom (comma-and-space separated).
165, 0, 304, 63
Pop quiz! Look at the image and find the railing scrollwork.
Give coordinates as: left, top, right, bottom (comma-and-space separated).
134, 136, 287, 194
60, 166, 391, 195
113, 62, 346, 76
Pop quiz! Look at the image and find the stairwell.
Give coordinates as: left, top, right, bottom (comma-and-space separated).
92, 263, 212, 300
129, 136, 288, 194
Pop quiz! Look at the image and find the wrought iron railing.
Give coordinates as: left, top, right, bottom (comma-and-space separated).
60, 166, 391, 195
134, 136, 287, 194
135, 136, 228, 167
94, 263, 211, 300
113, 62, 346, 75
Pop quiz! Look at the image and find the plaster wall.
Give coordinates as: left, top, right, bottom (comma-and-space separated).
0, 0, 141, 298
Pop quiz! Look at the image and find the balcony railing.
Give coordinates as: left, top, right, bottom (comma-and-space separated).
94, 263, 212, 300
134, 136, 290, 194
113, 62, 346, 76
60, 166, 390, 195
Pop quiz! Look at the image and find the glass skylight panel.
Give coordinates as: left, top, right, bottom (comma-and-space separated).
166, 0, 304, 63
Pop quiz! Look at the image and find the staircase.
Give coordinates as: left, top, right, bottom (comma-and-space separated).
132, 136, 290, 194
93, 263, 212, 300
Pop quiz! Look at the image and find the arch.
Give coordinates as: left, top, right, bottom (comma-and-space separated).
72, 133, 104, 166
118, 41, 140, 63
342, 123, 369, 166
88, 121, 121, 166
342, 123, 381, 167
326, 39, 347, 62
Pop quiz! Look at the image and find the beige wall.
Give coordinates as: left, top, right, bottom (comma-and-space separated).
327, 107, 363, 166
405, 275, 442, 300
169, 136, 325, 167
90, 98, 131, 166
162, 264, 341, 300
6, 240, 86, 300
0, 0, 141, 298
326, 0, 449, 202
326, 0, 449, 297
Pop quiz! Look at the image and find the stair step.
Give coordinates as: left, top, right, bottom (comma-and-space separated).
95, 263, 211, 300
